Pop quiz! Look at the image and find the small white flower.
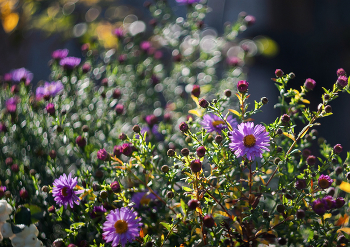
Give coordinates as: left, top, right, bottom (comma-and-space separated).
11, 236, 25, 247
24, 233, 38, 245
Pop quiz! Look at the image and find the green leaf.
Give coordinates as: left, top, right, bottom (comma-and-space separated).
182, 186, 192, 192
180, 199, 187, 215
70, 222, 85, 229
160, 222, 173, 231
23, 204, 43, 223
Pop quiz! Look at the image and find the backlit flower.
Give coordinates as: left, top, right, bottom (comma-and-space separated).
131, 191, 157, 208
36, 81, 64, 100
60, 57, 81, 70
6, 97, 18, 113
11, 68, 33, 84
201, 113, 237, 133
312, 198, 326, 215
52, 173, 84, 209
229, 122, 270, 160
102, 207, 142, 247
52, 49, 69, 60
318, 175, 333, 189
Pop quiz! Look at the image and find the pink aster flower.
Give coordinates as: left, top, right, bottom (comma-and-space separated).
10, 68, 33, 84
229, 122, 270, 160
312, 198, 326, 215
102, 207, 142, 247
6, 97, 19, 113
52, 173, 84, 209
201, 113, 237, 133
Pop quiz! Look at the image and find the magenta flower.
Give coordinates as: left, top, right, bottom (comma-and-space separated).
304, 78, 316, 91
6, 97, 18, 113
121, 143, 133, 156
237, 80, 249, 93
60, 57, 81, 70
318, 175, 333, 189
145, 114, 158, 127
11, 68, 33, 84
113, 27, 124, 38
113, 145, 122, 157
52, 173, 84, 209
3, 73, 12, 82
140, 41, 152, 51
201, 113, 237, 133
36, 81, 64, 100
97, 148, 110, 161
131, 191, 157, 208
52, 49, 69, 60
0, 123, 7, 133
46, 103, 55, 115
176, 0, 200, 4
312, 198, 326, 215
226, 56, 241, 67
337, 76, 348, 89
102, 207, 142, 247
322, 196, 336, 210
229, 122, 270, 160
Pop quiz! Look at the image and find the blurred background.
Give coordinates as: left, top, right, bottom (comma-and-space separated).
1, 0, 350, 157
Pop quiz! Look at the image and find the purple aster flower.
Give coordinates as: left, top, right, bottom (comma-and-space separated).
52, 173, 84, 209
102, 207, 142, 247
121, 143, 133, 156
201, 113, 238, 133
304, 78, 316, 91
0, 186, 6, 198
113, 145, 122, 157
131, 191, 157, 209
176, 0, 200, 4
11, 68, 33, 84
97, 148, 110, 161
322, 195, 336, 210
6, 97, 18, 113
295, 179, 307, 190
312, 198, 326, 215
36, 81, 64, 100
318, 174, 333, 189
90, 205, 106, 221
52, 49, 69, 60
60, 57, 81, 70
229, 122, 270, 160
337, 68, 346, 77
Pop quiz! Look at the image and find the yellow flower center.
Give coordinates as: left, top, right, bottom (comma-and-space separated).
140, 196, 151, 206
61, 187, 68, 197
114, 220, 128, 234
243, 134, 256, 147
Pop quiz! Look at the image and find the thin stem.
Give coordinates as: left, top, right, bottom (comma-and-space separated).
160, 222, 179, 247
204, 187, 231, 218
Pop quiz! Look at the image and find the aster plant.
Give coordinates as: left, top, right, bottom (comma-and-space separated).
2, 1, 350, 247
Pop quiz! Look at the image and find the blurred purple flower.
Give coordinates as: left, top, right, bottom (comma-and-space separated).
11, 68, 33, 84
176, 0, 200, 4
201, 113, 237, 133
131, 191, 157, 208
52, 49, 69, 60
90, 205, 106, 221
0, 186, 6, 198
36, 81, 64, 100
60, 57, 81, 70
6, 97, 18, 113
113, 27, 124, 38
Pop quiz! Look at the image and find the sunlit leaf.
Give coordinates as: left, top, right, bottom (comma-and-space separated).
337, 228, 350, 234
335, 214, 349, 226
339, 181, 350, 193
229, 109, 241, 117
283, 132, 295, 141
2, 12, 19, 33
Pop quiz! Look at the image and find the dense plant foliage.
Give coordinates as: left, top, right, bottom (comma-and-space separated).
1, 1, 350, 247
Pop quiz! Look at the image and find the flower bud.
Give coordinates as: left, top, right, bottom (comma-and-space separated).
42, 186, 49, 193
281, 114, 290, 123
261, 97, 268, 104
49, 150, 57, 159
53, 239, 65, 247
335, 197, 345, 208
5, 157, 13, 166
167, 149, 175, 157
76, 136, 86, 147
191, 85, 200, 98
203, 214, 215, 228
304, 78, 316, 91
324, 105, 332, 113
306, 155, 316, 166
333, 144, 343, 154
179, 122, 189, 132
276, 204, 285, 213
161, 165, 169, 173
296, 209, 305, 219
119, 133, 127, 140
295, 179, 306, 190
199, 98, 208, 108
100, 190, 108, 199
275, 69, 284, 78
181, 148, 190, 156
11, 164, 19, 173
190, 159, 202, 173
237, 80, 249, 93
115, 104, 124, 114
196, 146, 206, 157
224, 89, 232, 97
188, 199, 199, 210
110, 181, 121, 193
132, 125, 141, 133
166, 191, 174, 199
337, 76, 348, 89
276, 128, 283, 135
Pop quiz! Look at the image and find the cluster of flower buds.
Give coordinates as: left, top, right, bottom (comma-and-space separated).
312, 196, 345, 215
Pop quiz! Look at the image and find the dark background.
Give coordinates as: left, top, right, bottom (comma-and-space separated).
1, 0, 350, 158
